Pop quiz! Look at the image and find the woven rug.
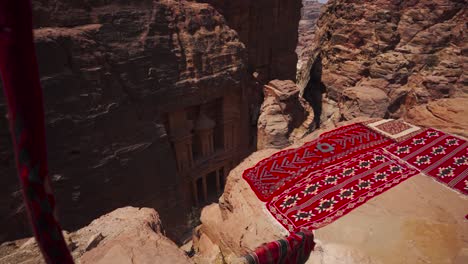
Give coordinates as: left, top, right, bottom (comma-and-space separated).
243, 123, 393, 201
266, 150, 419, 232
387, 129, 468, 195
364, 119, 423, 142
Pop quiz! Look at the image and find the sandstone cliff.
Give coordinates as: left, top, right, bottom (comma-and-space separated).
1, 0, 304, 245
195, 0, 302, 82
1, 0, 253, 242
298, 0, 467, 126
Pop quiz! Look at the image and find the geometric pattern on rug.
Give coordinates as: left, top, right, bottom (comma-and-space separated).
243, 123, 394, 201
364, 119, 423, 142
386, 128, 468, 195
376, 120, 412, 135
266, 149, 419, 232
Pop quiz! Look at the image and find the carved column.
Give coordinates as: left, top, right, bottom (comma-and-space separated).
194, 112, 216, 158
172, 135, 193, 173
222, 94, 241, 152
167, 110, 194, 174
202, 174, 208, 202
192, 180, 199, 206
224, 163, 230, 184
216, 169, 221, 194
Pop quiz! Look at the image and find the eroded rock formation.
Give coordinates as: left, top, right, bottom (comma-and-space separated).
257, 80, 306, 150
298, 0, 467, 124
0, 207, 193, 264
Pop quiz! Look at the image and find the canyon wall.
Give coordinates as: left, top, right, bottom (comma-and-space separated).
0, 0, 302, 243
297, 0, 324, 71
298, 0, 467, 125
195, 0, 302, 82
0, 0, 252, 243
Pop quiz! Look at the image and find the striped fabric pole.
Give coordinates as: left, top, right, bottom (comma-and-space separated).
0, 1, 74, 263
244, 230, 315, 264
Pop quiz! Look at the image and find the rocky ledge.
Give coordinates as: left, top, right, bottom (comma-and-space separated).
0, 207, 192, 264
192, 118, 468, 264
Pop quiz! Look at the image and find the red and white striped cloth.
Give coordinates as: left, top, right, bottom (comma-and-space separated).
0, 1, 74, 263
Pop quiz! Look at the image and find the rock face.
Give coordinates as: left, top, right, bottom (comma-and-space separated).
192, 119, 468, 264
195, 0, 302, 82
1, 0, 306, 243
0, 0, 258, 243
79, 208, 192, 264
297, 0, 324, 70
405, 97, 468, 138
0, 207, 193, 264
341, 85, 390, 120
257, 80, 306, 150
298, 0, 467, 123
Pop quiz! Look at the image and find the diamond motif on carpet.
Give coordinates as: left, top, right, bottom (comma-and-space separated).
386, 128, 468, 195
266, 149, 419, 232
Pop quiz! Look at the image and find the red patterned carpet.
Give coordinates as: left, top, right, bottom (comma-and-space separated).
243, 124, 393, 201
243, 120, 468, 234
267, 150, 419, 232
387, 129, 468, 195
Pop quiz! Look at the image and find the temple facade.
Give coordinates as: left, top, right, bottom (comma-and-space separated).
164, 92, 248, 206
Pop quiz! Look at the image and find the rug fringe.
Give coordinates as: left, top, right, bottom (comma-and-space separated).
262, 206, 290, 236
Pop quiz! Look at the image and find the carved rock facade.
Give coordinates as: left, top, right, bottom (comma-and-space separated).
0, 0, 273, 242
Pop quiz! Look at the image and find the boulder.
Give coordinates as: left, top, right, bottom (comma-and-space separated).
257, 80, 307, 149
341, 87, 390, 120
